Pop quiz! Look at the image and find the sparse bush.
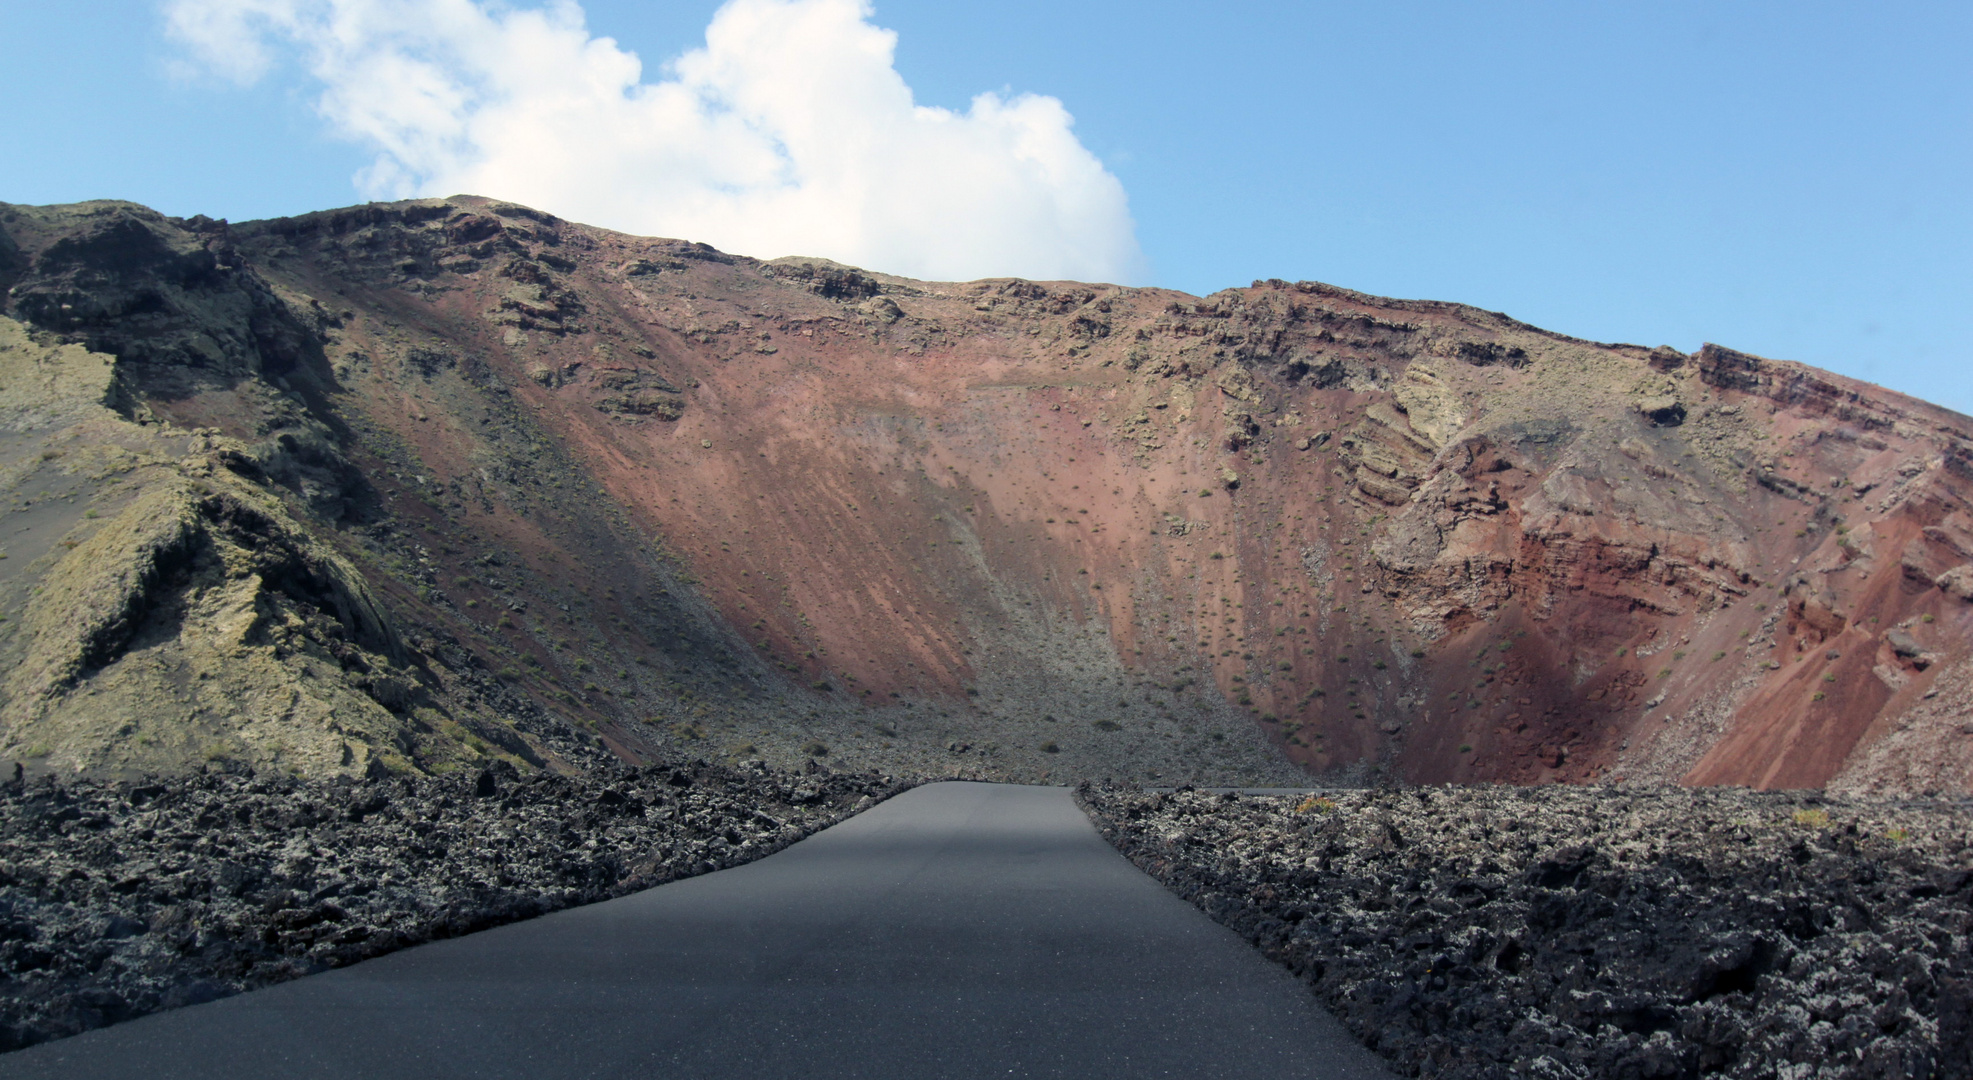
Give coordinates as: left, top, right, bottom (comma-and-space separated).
1093, 719, 1121, 732
1792, 808, 1831, 828
1293, 794, 1337, 814
1039, 741, 1060, 753
801, 740, 829, 757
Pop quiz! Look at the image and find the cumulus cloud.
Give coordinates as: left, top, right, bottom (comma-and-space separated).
162, 0, 1143, 283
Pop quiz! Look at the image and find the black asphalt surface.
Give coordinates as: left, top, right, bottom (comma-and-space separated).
1, 782, 1392, 1079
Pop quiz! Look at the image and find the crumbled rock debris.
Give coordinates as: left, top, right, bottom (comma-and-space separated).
0, 758, 908, 1053
1079, 783, 1973, 1079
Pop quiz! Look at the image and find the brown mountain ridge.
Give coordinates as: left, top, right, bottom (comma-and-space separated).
0, 196, 1967, 792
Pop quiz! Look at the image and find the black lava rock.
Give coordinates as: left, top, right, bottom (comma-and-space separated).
0, 756, 906, 1053
1079, 783, 1973, 1079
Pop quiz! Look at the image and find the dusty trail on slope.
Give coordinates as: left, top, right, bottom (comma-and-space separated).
0, 782, 1390, 1079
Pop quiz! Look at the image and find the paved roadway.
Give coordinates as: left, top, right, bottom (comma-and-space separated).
1, 782, 1392, 1079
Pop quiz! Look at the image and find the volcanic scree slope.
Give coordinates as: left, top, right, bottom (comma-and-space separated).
0, 196, 1967, 791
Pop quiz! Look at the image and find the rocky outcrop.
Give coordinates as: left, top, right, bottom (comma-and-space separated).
0, 316, 497, 779
0, 202, 328, 383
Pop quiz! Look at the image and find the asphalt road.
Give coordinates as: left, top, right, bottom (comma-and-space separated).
1, 782, 1393, 1079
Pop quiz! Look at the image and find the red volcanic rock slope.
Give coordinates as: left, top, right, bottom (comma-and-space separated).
1, 197, 1967, 791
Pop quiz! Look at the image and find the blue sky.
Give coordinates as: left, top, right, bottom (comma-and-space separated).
2, 0, 1967, 415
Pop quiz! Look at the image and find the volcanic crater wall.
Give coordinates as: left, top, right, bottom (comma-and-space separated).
0, 196, 1967, 792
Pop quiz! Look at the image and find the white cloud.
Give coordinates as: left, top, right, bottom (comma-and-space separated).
162, 0, 1144, 283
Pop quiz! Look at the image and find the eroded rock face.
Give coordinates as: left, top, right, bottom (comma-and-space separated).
1081, 784, 1973, 1080
0, 202, 327, 382
0, 196, 1967, 791
0, 757, 907, 1052
0, 316, 538, 780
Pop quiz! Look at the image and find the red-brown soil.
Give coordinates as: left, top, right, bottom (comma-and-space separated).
1, 197, 1967, 791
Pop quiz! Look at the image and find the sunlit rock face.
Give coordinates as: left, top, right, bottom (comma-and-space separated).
1, 197, 1967, 791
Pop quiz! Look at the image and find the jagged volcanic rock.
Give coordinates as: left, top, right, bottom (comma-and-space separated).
0, 757, 907, 1052
1080, 783, 1973, 1079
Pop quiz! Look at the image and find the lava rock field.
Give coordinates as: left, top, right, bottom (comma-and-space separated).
1080, 783, 1973, 1079
0, 757, 907, 1052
